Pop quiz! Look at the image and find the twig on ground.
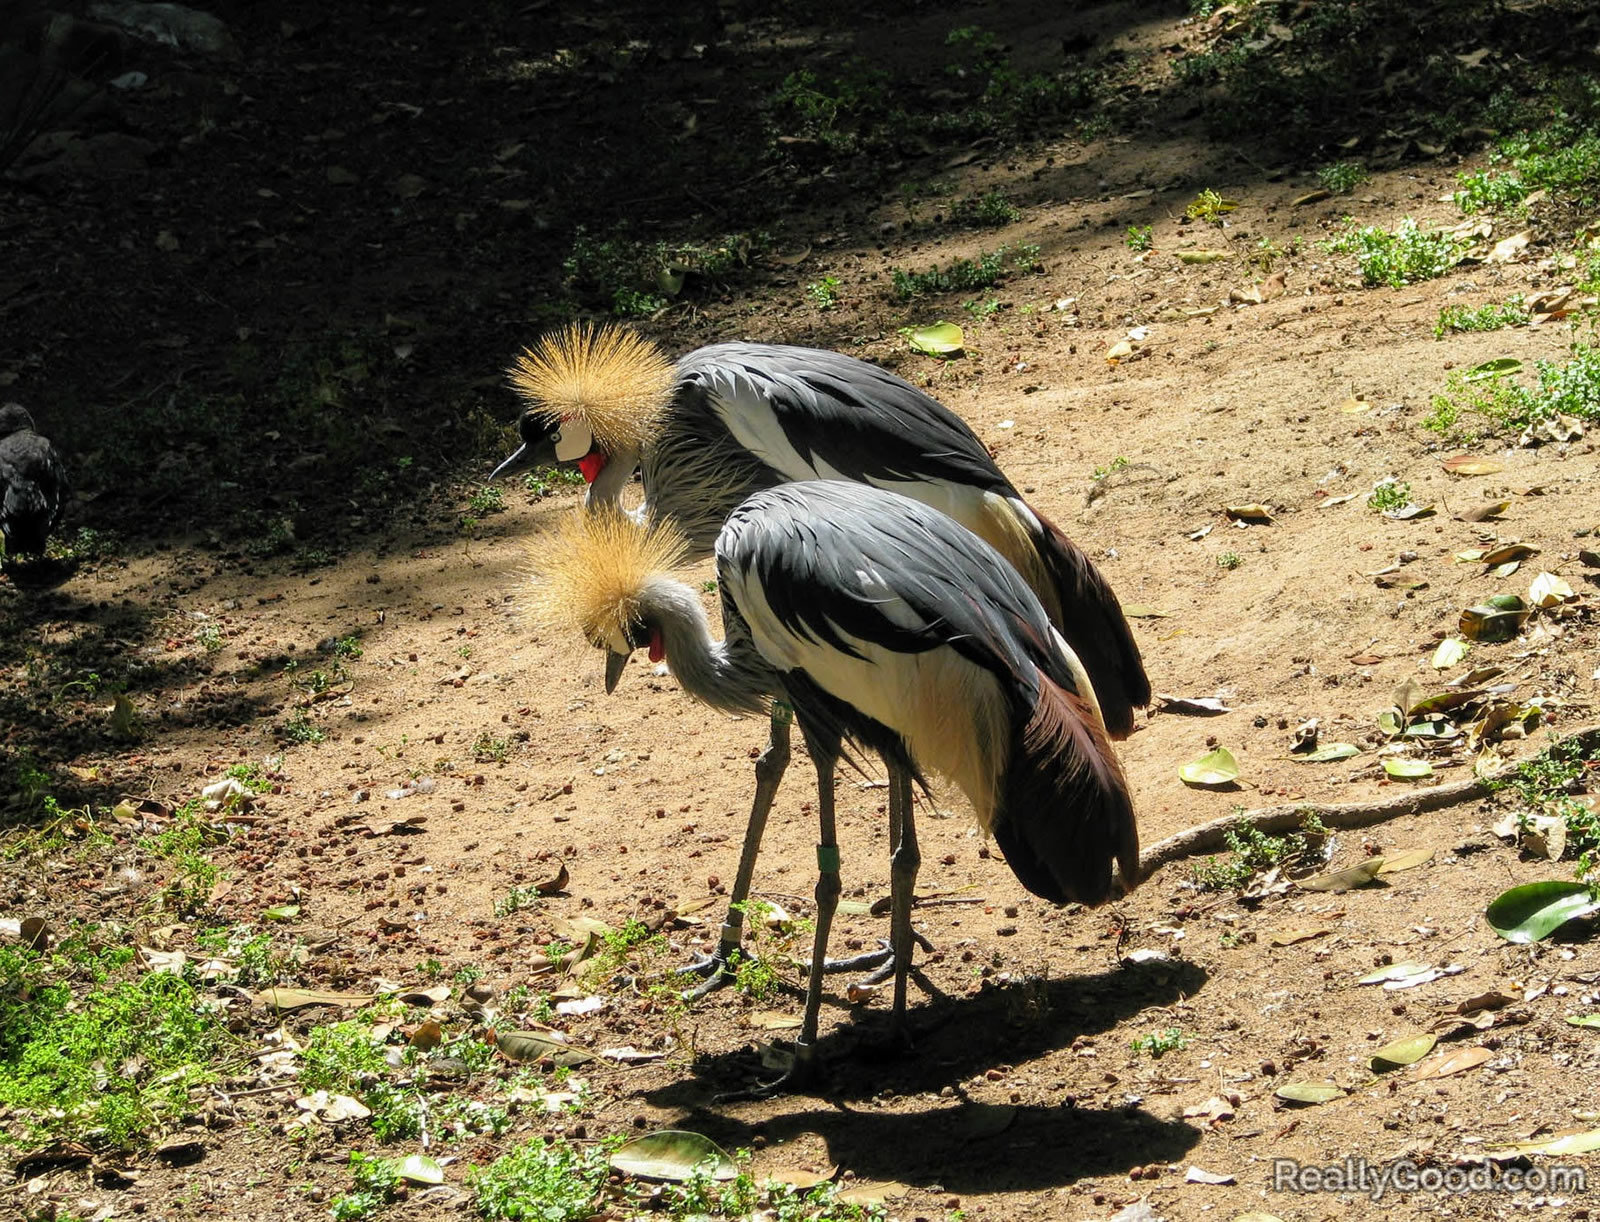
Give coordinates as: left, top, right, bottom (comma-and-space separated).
1136, 775, 1491, 880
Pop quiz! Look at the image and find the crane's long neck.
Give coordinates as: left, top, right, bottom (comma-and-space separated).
640, 576, 774, 716
583, 439, 642, 513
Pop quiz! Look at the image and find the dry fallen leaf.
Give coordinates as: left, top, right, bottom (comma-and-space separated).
1412, 1045, 1493, 1079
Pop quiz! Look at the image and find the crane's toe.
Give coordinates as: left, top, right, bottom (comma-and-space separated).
676, 947, 742, 1000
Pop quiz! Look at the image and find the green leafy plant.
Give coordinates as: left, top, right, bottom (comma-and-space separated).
1434, 298, 1529, 338
955, 191, 1021, 227
1428, 346, 1600, 440
1131, 1027, 1189, 1058
1453, 169, 1531, 215
1184, 189, 1235, 223
1125, 224, 1154, 252
282, 711, 325, 744
1495, 733, 1600, 878
471, 1135, 609, 1222
330, 1152, 401, 1222
1366, 479, 1412, 512
468, 486, 506, 515
890, 242, 1040, 301
806, 276, 841, 311
473, 733, 511, 764
1216, 551, 1242, 570
1191, 813, 1325, 890
1092, 456, 1131, 480
523, 466, 587, 498
1325, 217, 1464, 288
0, 944, 230, 1148
1317, 161, 1368, 194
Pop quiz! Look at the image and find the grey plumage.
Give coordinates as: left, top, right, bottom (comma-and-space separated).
0, 403, 67, 559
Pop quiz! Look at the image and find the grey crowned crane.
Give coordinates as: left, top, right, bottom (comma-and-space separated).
495, 325, 1149, 736
536, 480, 1139, 1087
496, 326, 1149, 990
0, 403, 67, 563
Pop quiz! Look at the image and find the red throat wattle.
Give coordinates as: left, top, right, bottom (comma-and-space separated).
647, 628, 665, 663
577, 451, 608, 483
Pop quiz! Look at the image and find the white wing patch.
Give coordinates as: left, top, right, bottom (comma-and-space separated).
701, 366, 848, 480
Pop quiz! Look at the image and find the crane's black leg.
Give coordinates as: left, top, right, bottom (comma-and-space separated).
717, 735, 840, 1101
831, 766, 931, 981
788, 746, 841, 1089
884, 764, 920, 1042
680, 704, 791, 1000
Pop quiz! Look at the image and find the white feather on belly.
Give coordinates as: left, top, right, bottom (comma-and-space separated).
728, 567, 1011, 831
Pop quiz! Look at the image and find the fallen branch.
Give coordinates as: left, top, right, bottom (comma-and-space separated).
1134, 724, 1600, 882
1135, 774, 1491, 880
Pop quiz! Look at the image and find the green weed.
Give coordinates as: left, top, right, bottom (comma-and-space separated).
1216, 551, 1242, 571
523, 465, 587, 498
806, 276, 841, 311
962, 297, 1002, 323
1366, 479, 1412, 513
494, 885, 545, 917
282, 711, 325, 745
1184, 189, 1235, 224
299, 1019, 390, 1094
1435, 299, 1529, 338
1498, 735, 1600, 878
1125, 224, 1154, 252
330, 1151, 401, 1221
1325, 218, 1464, 288
471, 1135, 609, 1222
890, 242, 1040, 301
1131, 1027, 1189, 1058
1191, 813, 1325, 891
1427, 345, 1600, 439
1317, 161, 1367, 195
473, 733, 511, 764
468, 486, 506, 516
1454, 170, 1531, 215
954, 191, 1021, 227
0, 944, 229, 1148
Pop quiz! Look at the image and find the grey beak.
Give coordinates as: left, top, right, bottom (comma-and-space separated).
490, 443, 534, 482
604, 650, 631, 694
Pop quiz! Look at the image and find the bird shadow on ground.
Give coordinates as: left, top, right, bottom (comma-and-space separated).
647, 954, 1208, 1097
696, 1097, 1201, 1196
639, 958, 1209, 1190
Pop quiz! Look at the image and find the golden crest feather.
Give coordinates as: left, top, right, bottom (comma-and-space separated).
507, 323, 677, 450
529, 508, 690, 646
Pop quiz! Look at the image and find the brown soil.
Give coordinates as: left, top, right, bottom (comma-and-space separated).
4, 2, 1600, 1220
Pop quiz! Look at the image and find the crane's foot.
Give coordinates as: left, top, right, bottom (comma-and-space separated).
675, 947, 739, 1000
713, 1041, 818, 1102
821, 931, 935, 981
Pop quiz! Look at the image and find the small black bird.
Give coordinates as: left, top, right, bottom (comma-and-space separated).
0, 403, 68, 561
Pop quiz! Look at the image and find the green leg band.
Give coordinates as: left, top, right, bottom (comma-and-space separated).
772, 700, 794, 727
816, 843, 840, 872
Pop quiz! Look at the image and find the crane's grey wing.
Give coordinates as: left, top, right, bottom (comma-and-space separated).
716, 482, 1059, 690
679, 343, 1013, 494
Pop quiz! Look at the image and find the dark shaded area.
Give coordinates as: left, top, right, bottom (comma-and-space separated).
1, 0, 1594, 819
2, 0, 1593, 551
645, 957, 1207, 1188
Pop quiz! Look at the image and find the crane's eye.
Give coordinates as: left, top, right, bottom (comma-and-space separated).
549, 429, 562, 445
